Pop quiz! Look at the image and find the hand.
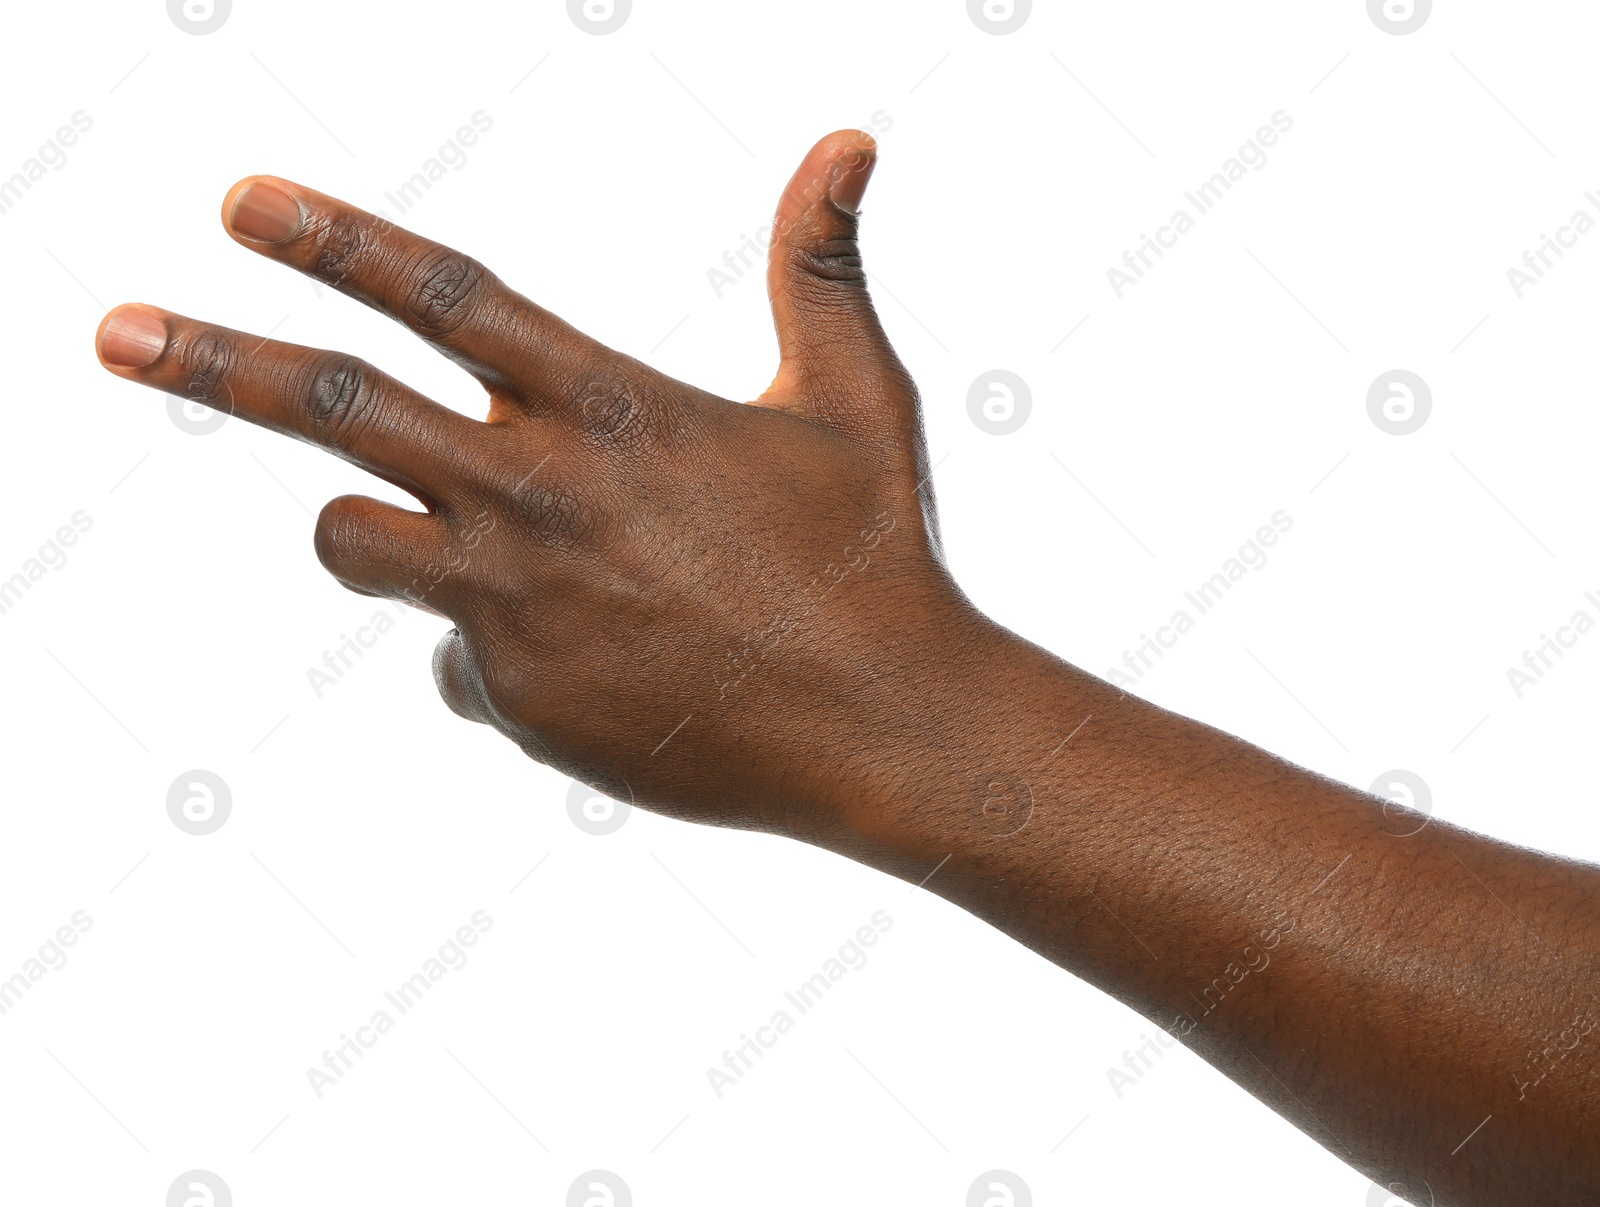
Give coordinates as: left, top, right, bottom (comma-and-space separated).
95, 126, 1600, 1204
95, 130, 986, 835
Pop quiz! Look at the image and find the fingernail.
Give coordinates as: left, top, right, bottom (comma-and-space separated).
99, 308, 167, 368
230, 181, 302, 243
829, 141, 877, 214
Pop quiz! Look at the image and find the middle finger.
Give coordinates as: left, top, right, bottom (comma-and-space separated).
97, 303, 488, 503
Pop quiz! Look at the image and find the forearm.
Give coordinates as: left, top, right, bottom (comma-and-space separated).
817, 617, 1600, 1204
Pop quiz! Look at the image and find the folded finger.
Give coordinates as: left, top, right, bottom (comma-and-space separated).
313, 494, 465, 612
432, 629, 496, 725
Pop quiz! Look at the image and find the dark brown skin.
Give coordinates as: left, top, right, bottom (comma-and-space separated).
96, 130, 1599, 1203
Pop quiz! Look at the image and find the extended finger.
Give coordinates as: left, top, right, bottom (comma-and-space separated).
97, 304, 486, 502
221, 176, 608, 412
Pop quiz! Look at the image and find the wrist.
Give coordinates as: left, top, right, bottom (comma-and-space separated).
805, 608, 1118, 871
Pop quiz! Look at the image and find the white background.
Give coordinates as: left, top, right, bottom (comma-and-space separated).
1, 1, 1595, 1204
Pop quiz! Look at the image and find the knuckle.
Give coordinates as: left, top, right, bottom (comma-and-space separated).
504, 476, 594, 549
792, 233, 866, 287
177, 330, 238, 405
304, 355, 377, 448
405, 250, 489, 338
305, 213, 373, 286
576, 377, 654, 448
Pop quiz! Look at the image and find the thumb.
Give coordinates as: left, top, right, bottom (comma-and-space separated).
756, 130, 916, 442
